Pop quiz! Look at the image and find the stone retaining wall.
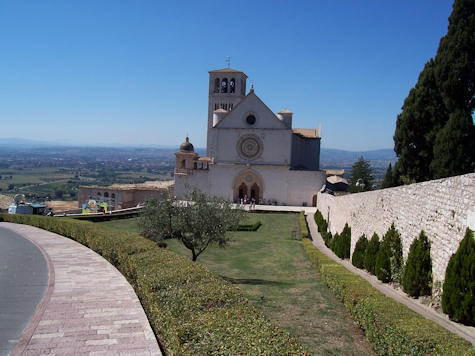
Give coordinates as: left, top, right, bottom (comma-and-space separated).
316, 173, 475, 283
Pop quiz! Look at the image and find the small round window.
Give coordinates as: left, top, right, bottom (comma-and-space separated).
246, 114, 256, 125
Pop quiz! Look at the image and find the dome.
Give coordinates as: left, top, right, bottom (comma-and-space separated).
180, 137, 194, 152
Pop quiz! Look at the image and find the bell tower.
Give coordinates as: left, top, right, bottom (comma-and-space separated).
206, 67, 248, 157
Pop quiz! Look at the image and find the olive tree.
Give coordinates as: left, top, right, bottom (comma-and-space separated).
139, 190, 244, 261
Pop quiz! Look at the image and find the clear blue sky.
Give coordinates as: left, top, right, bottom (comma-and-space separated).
0, 1, 454, 150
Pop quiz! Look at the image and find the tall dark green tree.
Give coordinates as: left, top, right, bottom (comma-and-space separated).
348, 156, 374, 193
394, 0, 475, 182
381, 163, 394, 189
442, 228, 474, 325
430, 110, 475, 178
394, 60, 447, 183
402, 231, 433, 297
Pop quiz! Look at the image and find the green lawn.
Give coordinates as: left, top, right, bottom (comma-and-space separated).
97, 213, 375, 355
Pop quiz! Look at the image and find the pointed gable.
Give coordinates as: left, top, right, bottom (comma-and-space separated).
215, 92, 288, 130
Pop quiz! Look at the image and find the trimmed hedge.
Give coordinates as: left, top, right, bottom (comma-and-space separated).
236, 221, 262, 231
299, 211, 309, 239
302, 238, 474, 356
0, 214, 305, 355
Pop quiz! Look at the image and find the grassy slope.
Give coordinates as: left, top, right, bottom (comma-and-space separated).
97, 214, 375, 356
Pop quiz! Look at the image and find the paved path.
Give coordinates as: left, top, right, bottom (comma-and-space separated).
0, 222, 161, 356
304, 212, 475, 347
0, 227, 49, 356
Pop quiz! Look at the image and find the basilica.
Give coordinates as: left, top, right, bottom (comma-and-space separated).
174, 67, 326, 206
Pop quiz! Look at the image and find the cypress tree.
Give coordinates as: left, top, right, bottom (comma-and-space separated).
348, 157, 374, 193
442, 228, 475, 326
381, 163, 393, 189
394, 60, 447, 183
402, 231, 433, 297
352, 234, 368, 269
394, 0, 475, 181
364, 233, 380, 275
375, 224, 403, 283
430, 110, 475, 178
375, 247, 391, 283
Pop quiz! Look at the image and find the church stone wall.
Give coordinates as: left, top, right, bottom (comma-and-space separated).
316, 173, 475, 283
214, 129, 292, 165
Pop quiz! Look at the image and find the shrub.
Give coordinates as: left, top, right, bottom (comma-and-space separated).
301, 238, 474, 356
352, 235, 368, 269
375, 247, 391, 282
364, 233, 380, 275
442, 228, 475, 326
299, 211, 308, 238
330, 224, 351, 259
375, 224, 403, 283
314, 209, 327, 233
322, 231, 332, 247
236, 221, 262, 231
0, 213, 305, 355
402, 230, 432, 297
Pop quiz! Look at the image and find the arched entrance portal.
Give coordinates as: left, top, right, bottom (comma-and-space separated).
238, 183, 248, 200
232, 169, 264, 203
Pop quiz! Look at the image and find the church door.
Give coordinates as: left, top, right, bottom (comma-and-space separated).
250, 183, 260, 202
238, 183, 248, 200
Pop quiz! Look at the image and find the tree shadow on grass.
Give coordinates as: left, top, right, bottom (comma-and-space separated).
221, 276, 291, 286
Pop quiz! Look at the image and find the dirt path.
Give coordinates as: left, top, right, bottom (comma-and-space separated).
305, 212, 475, 347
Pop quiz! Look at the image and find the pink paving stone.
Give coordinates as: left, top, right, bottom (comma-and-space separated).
2, 222, 162, 356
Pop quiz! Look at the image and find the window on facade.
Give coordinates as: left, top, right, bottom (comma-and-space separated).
97, 192, 101, 196
221, 103, 227, 110
111, 193, 115, 199
221, 78, 228, 93
181, 160, 186, 169
104, 192, 109, 198
214, 78, 220, 93
229, 103, 234, 110
230, 78, 235, 93
215, 103, 218, 110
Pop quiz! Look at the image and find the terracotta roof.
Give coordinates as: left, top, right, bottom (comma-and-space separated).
209, 68, 248, 78
292, 128, 321, 138
80, 180, 174, 192
198, 156, 211, 161
213, 108, 228, 113
278, 109, 293, 114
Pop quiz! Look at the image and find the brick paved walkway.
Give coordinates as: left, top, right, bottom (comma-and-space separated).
0, 222, 161, 356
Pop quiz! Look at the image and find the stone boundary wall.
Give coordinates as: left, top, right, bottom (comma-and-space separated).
316, 173, 475, 283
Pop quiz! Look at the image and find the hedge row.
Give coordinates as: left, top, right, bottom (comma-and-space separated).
301, 238, 474, 356
0, 214, 305, 355
235, 221, 262, 231
299, 211, 308, 238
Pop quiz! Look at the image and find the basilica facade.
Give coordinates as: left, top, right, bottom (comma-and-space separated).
174, 67, 326, 206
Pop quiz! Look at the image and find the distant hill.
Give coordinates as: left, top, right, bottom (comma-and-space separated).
321, 148, 397, 162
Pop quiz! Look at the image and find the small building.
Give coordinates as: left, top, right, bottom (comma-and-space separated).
324, 169, 348, 194
78, 181, 174, 211
8, 203, 47, 215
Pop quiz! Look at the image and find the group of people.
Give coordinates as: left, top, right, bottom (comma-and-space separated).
240, 196, 256, 209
